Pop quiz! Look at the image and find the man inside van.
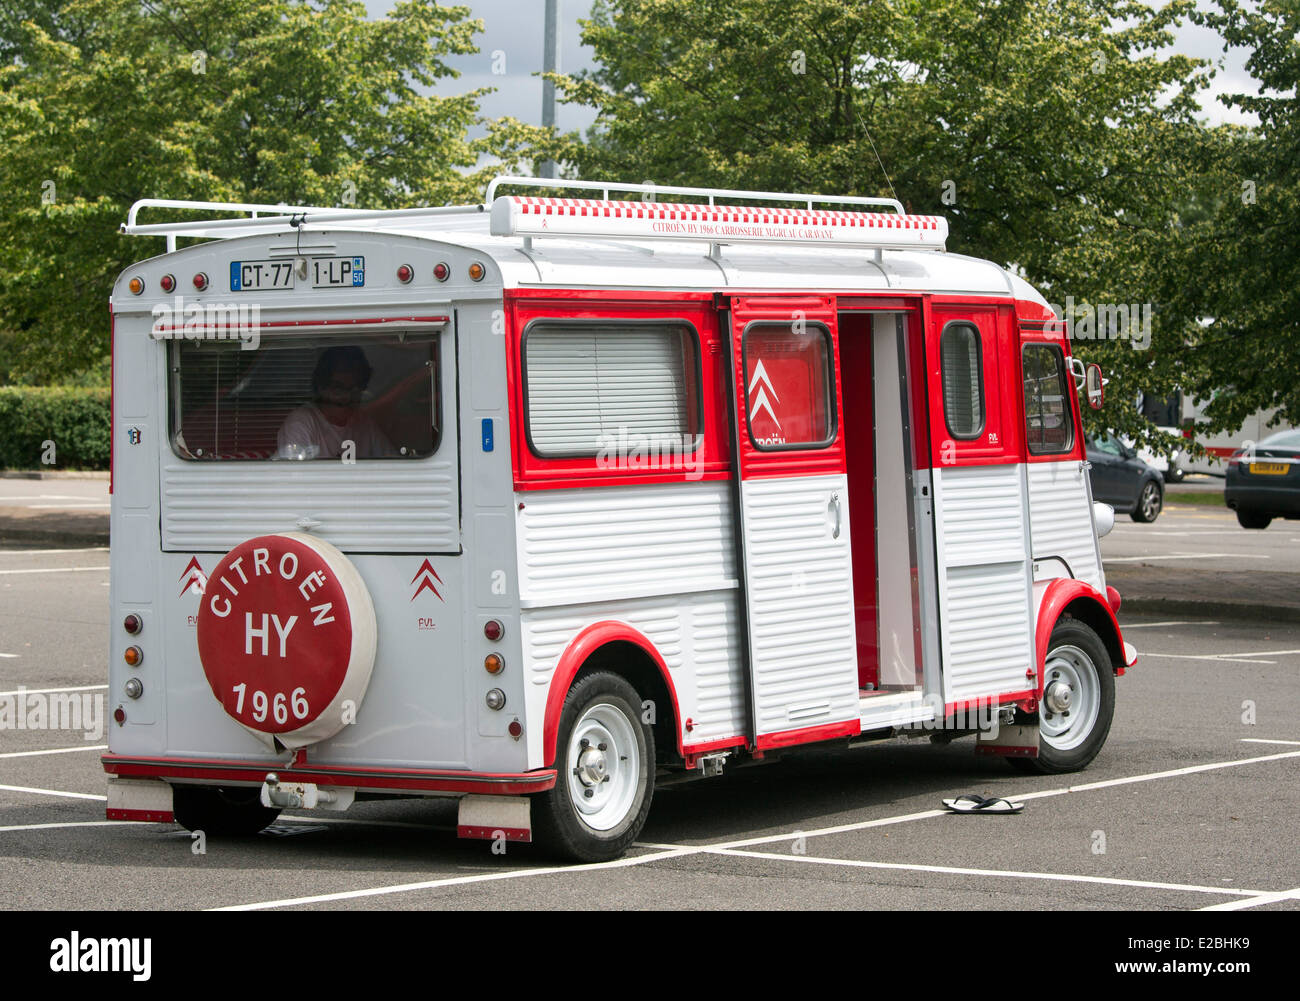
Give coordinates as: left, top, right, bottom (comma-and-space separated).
277, 345, 395, 460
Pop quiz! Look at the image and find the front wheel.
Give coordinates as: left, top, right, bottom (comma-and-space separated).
1163, 466, 1185, 484
1130, 480, 1162, 522
532, 671, 654, 862
1010, 619, 1115, 775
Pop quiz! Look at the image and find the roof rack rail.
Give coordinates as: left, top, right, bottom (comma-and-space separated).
121, 198, 486, 250
485, 176, 906, 214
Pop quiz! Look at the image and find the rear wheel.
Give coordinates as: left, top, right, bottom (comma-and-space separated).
1163, 466, 1185, 484
1130, 480, 1162, 522
533, 671, 654, 863
1236, 509, 1272, 530
172, 784, 280, 836
1009, 619, 1115, 775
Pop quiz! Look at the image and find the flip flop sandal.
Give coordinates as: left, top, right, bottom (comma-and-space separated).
942, 794, 1024, 814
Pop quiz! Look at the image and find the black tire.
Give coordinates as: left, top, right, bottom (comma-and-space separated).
532, 671, 654, 863
1163, 466, 1185, 484
172, 784, 281, 837
1130, 479, 1163, 522
1008, 619, 1115, 775
1236, 509, 1272, 530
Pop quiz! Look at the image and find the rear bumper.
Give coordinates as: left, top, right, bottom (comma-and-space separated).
1224, 482, 1300, 516
102, 754, 557, 797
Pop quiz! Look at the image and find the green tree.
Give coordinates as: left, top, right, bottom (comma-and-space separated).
0, 0, 546, 383
1181, 0, 1300, 433
543, 0, 1218, 443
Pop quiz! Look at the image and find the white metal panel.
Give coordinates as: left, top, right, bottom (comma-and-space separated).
1026, 460, 1105, 592
741, 473, 860, 735
933, 464, 1036, 705
516, 482, 736, 606
161, 459, 457, 552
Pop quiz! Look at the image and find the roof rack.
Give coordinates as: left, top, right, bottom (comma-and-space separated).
120, 176, 944, 254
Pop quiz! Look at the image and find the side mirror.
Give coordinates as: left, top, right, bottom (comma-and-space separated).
1085, 364, 1104, 410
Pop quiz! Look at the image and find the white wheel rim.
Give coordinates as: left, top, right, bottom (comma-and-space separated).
566, 702, 640, 832
1141, 483, 1161, 519
1040, 645, 1100, 752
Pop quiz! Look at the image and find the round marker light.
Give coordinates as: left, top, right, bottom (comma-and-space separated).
124, 645, 143, 667
124, 678, 143, 700
159, 274, 176, 293
123, 614, 142, 635
485, 688, 506, 711
483, 619, 503, 641
396, 264, 414, 284
467, 262, 485, 282
508, 720, 523, 738
433, 262, 450, 282
192, 272, 209, 291
484, 653, 504, 675
128, 277, 145, 295
113, 707, 126, 725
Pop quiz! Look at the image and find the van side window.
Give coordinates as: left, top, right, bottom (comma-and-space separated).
169, 334, 439, 461
742, 322, 835, 450
940, 322, 985, 440
522, 321, 701, 458
1023, 343, 1074, 455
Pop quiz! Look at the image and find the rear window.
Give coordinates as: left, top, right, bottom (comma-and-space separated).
940, 322, 985, 439
1259, 429, 1300, 449
169, 333, 439, 461
1023, 344, 1074, 455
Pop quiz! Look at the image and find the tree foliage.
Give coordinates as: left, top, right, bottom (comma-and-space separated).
0, 0, 546, 383
543, 0, 1293, 445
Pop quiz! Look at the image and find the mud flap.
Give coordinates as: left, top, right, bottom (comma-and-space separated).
106, 776, 175, 822
456, 794, 532, 843
975, 723, 1040, 758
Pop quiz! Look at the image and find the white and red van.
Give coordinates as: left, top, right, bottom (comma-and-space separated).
103, 178, 1135, 861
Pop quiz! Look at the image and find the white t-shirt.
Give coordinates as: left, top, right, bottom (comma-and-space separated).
277, 405, 394, 460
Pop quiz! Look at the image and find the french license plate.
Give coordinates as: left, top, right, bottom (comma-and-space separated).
229, 256, 365, 291
1249, 462, 1288, 475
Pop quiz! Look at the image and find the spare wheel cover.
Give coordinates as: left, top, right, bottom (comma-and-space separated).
196, 532, 377, 749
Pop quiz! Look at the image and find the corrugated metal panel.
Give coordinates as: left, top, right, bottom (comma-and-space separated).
517, 482, 736, 605
741, 473, 859, 734
161, 459, 457, 552
934, 464, 1036, 704
1026, 460, 1105, 591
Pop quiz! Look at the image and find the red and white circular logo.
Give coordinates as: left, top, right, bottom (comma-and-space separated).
196, 533, 376, 749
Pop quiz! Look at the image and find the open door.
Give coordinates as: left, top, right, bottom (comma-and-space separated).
725, 295, 861, 749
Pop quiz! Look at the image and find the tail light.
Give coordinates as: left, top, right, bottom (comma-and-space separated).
396, 264, 414, 284
159, 274, 176, 293
193, 272, 209, 291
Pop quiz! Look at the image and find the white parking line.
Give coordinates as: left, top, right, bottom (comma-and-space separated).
1106, 553, 1244, 562
0, 684, 107, 697
1241, 738, 1300, 746
1200, 886, 1300, 911
214, 748, 1300, 911
0, 548, 109, 556
1120, 621, 1219, 629
0, 783, 106, 802
1141, 649, 1300, 666
0, 821, 130, 834
0, 745, 106, 759
702, 848, 1269, 900
0, 654, 18, 659
0, 566, 109, 576
28, 503, 110, 510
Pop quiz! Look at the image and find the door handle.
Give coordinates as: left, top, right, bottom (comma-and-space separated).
828, 492, 842, 539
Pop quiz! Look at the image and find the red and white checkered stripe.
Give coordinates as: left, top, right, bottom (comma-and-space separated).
492, 196, 946, 249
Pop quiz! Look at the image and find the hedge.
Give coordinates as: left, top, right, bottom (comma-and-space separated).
0, 387, 110, 470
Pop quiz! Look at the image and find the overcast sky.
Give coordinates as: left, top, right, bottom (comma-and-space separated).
364, 0, 1264, 137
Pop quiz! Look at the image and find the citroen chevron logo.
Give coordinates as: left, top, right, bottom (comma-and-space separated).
179, 556, 207, 597
748, 359, 782, 429
410, 559, 445, 602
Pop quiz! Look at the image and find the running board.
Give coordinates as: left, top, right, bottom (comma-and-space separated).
858, 691, 935, 730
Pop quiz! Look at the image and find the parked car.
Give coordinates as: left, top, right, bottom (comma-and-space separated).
1087, 434, 1164, 522
1224, 428, 1300, 529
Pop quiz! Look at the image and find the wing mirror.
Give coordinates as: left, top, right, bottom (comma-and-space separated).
1085, 364, 1105, 410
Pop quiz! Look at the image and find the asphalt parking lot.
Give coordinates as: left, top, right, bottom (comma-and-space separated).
1, 531, 1297, 912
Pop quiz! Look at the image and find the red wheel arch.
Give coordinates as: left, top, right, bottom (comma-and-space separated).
1035, 578, 1131, 692
542, 621, 683, 767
